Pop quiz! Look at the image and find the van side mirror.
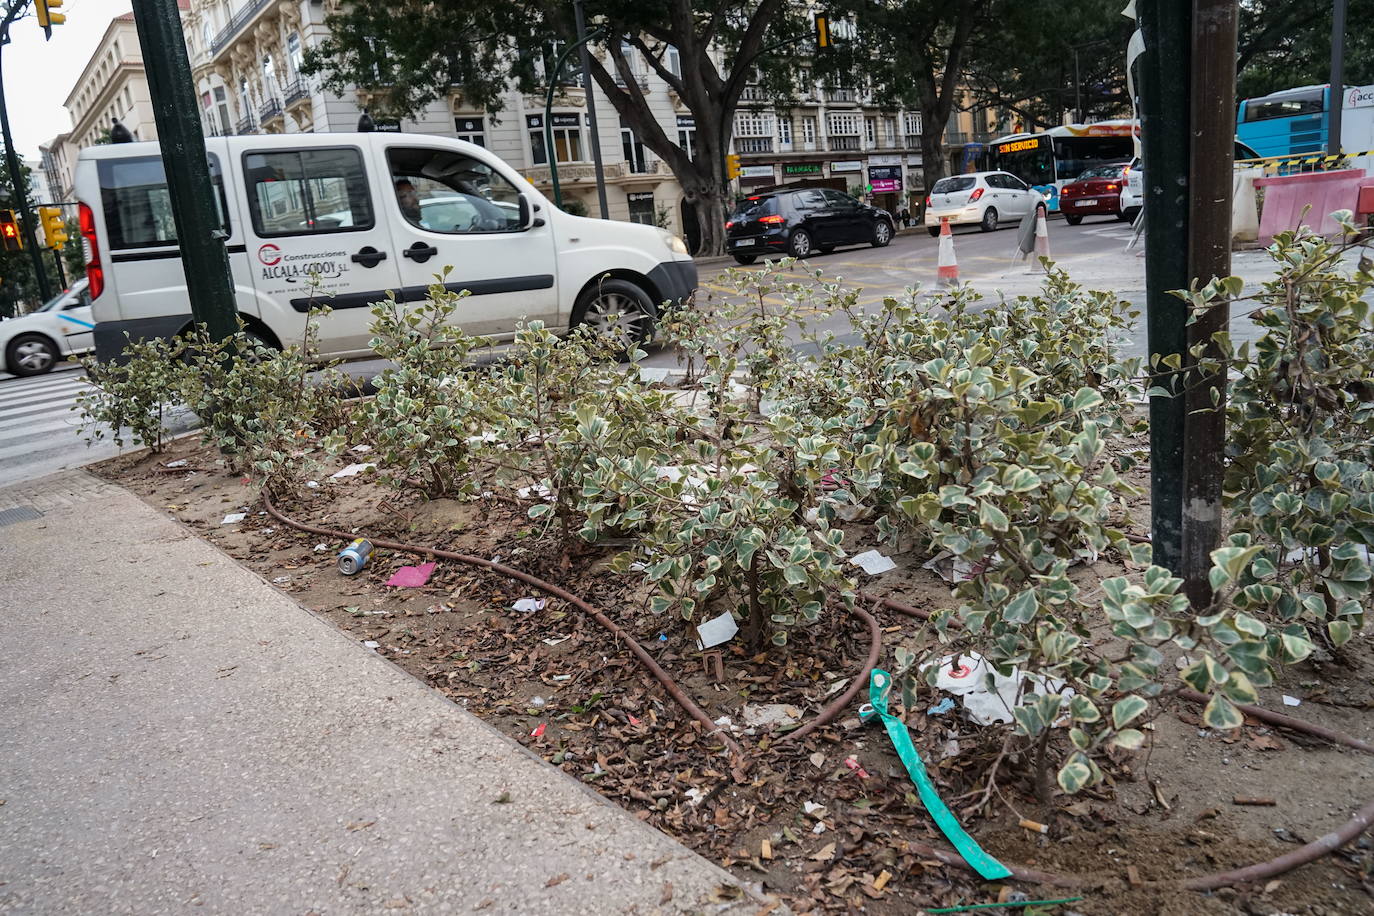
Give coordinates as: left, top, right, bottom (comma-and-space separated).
519, 194, 545, 229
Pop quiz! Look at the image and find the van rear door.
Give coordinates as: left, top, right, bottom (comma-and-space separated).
237, 143, 401, 356
372, 138, 558, 337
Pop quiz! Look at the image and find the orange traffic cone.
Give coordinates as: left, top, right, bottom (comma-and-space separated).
1028, 204, 1051, 273
937, 217, 958, 286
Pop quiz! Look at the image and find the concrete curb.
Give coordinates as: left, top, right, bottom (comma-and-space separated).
0, 470, 785, 915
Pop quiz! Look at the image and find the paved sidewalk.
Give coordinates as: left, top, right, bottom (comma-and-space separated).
0, 471, 776, 915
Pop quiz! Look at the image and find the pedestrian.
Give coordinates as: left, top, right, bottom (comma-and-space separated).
898, 206, 911, 228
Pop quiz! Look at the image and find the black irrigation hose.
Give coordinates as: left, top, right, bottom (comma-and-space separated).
262, 499, 1374, 893
262, 492, 748, 763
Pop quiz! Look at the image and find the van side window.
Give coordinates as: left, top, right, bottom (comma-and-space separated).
244, 148, 373, 237
97, 154, 227, 249
386, 147, 524, 234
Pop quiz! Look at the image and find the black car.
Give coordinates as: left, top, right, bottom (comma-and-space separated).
725, 188, 895, 264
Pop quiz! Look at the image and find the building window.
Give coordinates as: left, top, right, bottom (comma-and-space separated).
665, 46, 681, 78
802, 116, 817, 146
827, 112, 860, 136
777, 115, 792, 149
884, 116, 899, 148
202, 22, 213, 50
865, 117, 876, 148
244, 147, 375, 237
676, 115, 696, 160
287, 33, 304, 77
627, 191, 655, 225
527, 113, 584, 165
239, 78, 252, 120
621, 120, 650, 173
213, 87, 231, 134
454, 116, 485, 146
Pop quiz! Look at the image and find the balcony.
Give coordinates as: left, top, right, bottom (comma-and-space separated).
736, 137, 774, 154
236, 115, 258, 135
825, 88, 859, 104
210, 0, 274, 57
613, 73, 651, 92
828, 136, 861, 152
283, 78, 309, 107
259, 97, 284, 125
740, 85, 771, 103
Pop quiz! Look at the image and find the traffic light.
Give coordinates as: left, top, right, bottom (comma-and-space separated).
725, 153, 742, 180
0, 210, 22, 252
815, 14, 832, 51
39, 206, 67, 249
36, 0, 66, 39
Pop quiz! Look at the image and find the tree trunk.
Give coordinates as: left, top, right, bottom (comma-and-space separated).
920, 124, 948, 199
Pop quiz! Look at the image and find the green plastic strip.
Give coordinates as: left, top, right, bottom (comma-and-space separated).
928, 898, 1084, 914
869, 668, 1012, 881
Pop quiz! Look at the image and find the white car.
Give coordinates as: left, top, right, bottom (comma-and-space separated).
1118, 161, 1143, 223
924, 171, 1042, 235
1, 279, 93, 377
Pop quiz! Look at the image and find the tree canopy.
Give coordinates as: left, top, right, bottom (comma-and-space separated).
1237, 0, 1371, 100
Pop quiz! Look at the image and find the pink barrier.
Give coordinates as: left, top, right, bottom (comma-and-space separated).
1253, 169, 1368, 245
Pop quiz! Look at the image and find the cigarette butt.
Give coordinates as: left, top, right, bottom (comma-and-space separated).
1233, 796, 1277, 806
760, 839, 772, 860
1018, 818, 1049, 834
874, 869, 892, 892
1127, 864, 1142, 886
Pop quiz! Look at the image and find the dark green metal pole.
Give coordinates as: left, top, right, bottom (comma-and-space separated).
1181, 0, 1237, 605
545, 26, 607, 209
0, 3, 53, 302
130, 0, 237, 342
1137, 0, 1192, 574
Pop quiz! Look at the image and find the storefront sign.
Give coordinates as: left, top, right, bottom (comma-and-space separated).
739, 165, 775, 179
526, 113, 582, 129
869, 155, 902, 166
455, 118, 483, 133
676, 115, 695, 127
868, 165, 902, 194
374, 119, 402, 132
783, 162, 822, 175
830, 160, 862, 173
628, 191, 655, 202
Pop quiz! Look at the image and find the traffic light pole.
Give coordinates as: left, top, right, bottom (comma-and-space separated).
0, 2, 54, 302
130, 0, 237, 343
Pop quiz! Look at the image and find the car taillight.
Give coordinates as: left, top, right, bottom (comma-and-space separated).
969, 188, 984, 202
925, 195, 932, 207
1107, 183, 1119, 191
725, 220, 734, 229
79, 202, 103, 300
758, 214, 785, 224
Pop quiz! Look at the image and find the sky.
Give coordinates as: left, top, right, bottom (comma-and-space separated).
7, 0, 135, 160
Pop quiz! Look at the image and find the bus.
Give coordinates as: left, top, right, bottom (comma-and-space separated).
988, 121, 1137, 212
1236, 85, 1328, 158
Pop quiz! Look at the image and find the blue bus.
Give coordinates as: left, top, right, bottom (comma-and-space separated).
1236, 85, 1329, 158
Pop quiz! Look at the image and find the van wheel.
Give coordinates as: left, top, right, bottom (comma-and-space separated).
1065, 214, 1083, 226
733, 254, 757, 265
928, 226, 941, 237
573, 278, 655, 355
6, 333, 59, 377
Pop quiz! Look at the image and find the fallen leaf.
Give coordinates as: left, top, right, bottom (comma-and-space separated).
659, 882, 673, 904
545, 873, 569, 887
492, 791, 512, 804
346, 820, 376, 831
1127, 865, 1142, 886
709, 884, 743, 902
1247, 733, 1284, 752
810, 751, 826, 768
1063, 801, 1092, 818
809, 841, 837, 862
1263, 879, 1282, 894
761, 839, 773, 860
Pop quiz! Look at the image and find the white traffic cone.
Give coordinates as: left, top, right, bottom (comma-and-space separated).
937, 217, 958, 286
1028, 204, 1051, 273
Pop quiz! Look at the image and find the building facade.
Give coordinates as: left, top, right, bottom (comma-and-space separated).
64, 13, 160, 152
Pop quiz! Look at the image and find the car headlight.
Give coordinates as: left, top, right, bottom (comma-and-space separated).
659, 228, 689, 256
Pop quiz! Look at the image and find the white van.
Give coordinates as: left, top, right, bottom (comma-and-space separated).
74, 133, 697, 362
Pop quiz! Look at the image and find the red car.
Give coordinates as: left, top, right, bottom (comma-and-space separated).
1058, 163, 1129, 224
